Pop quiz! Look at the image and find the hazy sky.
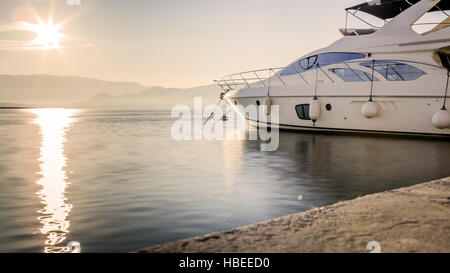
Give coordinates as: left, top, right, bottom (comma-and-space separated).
0, 0, 383, 88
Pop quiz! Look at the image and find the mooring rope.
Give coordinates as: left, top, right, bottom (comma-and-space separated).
203, 98, 223, 127
369, 59, 376, 102
442, 70, 449, 110
314, 64, 319, 99
210, 109, 233, 127
266, 70, 272, 97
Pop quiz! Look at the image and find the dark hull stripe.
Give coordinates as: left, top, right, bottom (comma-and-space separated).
246, 118, 450, 138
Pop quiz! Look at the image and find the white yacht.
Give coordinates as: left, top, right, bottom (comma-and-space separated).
216, 0, 450, 137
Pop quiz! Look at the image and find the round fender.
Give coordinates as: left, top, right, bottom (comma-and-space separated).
432, 109, 450, 129
309, 98, 321, 122
361, 101, 379, 118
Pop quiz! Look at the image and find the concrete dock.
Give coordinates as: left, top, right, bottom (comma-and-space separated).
139, 177, 450, 253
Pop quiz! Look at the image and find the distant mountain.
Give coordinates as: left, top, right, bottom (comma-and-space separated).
0, 102, 30, 108
79, 84, 222, 109
0, 74, 147, 106
0, 74, 222, 109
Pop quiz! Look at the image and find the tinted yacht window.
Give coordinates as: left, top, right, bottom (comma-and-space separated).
299, 55, 317, 70
360, 61, 426, 81
316, 53, 366, 67
330, 68, 380, 82
281, 53, 366, 76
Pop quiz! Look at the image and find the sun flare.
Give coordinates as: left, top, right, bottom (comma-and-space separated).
27, 20, 64, 50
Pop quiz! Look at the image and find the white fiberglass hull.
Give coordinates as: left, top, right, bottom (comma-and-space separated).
230, 96, 450, 137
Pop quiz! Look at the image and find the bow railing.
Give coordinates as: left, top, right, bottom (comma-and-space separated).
214, 59, 446, 93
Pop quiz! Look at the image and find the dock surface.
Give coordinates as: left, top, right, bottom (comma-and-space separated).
139, 177, 450, 253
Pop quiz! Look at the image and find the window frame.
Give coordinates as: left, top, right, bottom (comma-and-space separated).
329, 67, 380, 82
280, 52, 367, 76
359, 61, 427, 81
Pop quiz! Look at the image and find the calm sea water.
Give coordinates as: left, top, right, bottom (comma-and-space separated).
0, 108, 449, 253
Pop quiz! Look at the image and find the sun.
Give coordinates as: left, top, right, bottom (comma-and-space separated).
29, 20, 64, 49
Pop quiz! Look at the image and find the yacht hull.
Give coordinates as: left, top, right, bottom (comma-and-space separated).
230, 96, 450, 137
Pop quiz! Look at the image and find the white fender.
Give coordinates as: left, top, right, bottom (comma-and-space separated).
264, 97, 272, 116
309, 98, 321, 122
432, 109, 450, 129
361, 101, 379, 118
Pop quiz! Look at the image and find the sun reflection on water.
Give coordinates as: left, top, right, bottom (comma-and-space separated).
30, 109, 78, 253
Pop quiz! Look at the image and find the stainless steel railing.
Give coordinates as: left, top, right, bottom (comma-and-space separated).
214, 59, 446, 93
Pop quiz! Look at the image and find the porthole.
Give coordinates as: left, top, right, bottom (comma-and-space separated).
234, 100, 238, 105
326, 104, 332, 111
256, 100, 261, 106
